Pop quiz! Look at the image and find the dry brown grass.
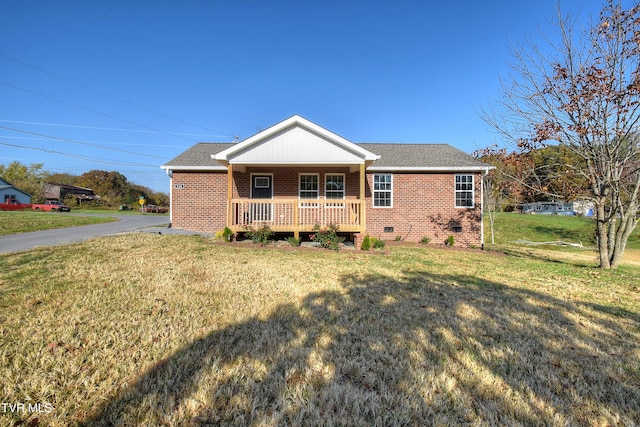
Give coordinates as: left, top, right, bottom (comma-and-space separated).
623, 248, 640, 265
0, 234, 639, 426
497, 245, 640, 268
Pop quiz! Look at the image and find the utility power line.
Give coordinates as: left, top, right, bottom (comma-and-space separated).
0, 141, 159, 168
0, 81, 204, 143
35, 167, 167, 175
0, 125, 168, 160
0, 53, 233, 137
0, 119, 229, 138
0, 134, 188, 148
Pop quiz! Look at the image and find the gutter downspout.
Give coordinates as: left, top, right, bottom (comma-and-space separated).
480, 167, 489, 250
164, 168, 173, 228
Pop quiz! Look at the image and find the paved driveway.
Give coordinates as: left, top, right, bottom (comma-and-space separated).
0, 214, 170, 254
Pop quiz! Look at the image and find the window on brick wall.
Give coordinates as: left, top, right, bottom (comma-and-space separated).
299, 174, 319, 198
325, 174, 345, 207
455, 174, 474, 208
373, 174, 393, 207
299, 174, 319, 207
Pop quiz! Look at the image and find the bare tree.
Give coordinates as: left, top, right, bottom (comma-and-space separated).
474, 146, 509, 245
483, 171, 499, 245
482, 0, 640, 269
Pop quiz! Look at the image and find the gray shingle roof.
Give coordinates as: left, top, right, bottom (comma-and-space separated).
162, 142, 489, 170
163, 143, 233, 168
357, 143, 486, 169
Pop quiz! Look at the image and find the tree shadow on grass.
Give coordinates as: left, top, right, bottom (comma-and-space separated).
530, 225, 590, 243
497, 245, 599, 268
81, 269, 640, 426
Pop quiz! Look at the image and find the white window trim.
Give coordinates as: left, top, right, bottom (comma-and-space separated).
373, 173, 393, 208
324, 173, 345, 199
299, 173, 319, 208
455, 174, 474, 208
324, 173, 345, 208
298, 173, 319, 199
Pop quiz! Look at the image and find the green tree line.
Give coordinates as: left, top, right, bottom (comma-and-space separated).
0, 161, 169, 207
475, 145, 592, 211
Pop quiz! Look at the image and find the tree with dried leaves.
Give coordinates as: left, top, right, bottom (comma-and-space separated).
482, 0, 640, 269
474, 146, 536, 244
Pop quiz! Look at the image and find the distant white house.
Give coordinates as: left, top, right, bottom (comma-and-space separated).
520, 200, 594, 216
0, 177, 31, 204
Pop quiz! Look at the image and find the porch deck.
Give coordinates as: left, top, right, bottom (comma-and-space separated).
228, 198, 363, 235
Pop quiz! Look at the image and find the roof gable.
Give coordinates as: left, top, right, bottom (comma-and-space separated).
213, 115, 379, 165
0, 178, 33, 197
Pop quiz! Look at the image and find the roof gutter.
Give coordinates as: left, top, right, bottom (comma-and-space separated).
161, 165, 228, 172
366, 166, 494, 172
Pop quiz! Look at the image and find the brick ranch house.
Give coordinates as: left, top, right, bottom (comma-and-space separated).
161, 115, 492, 247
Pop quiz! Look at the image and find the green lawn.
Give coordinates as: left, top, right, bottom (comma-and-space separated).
0, 211, 118, 235
0, 234, 638, 426
486, 212, 640, 258
488, 212, 597, 245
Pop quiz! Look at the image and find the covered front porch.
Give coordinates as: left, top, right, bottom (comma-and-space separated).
224, 163, 368, 238
228, 198, 364, 236
211, 115, 380, 238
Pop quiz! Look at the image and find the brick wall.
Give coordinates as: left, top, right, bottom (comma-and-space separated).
169, 169, 484, 246
170, 171, 228, 233
233, 167, 359, 199
365, 172, 483, 247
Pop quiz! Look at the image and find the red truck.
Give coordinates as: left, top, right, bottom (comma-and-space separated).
0, 200, 32, 211
31, 200, 71, 212
142, 204, 168, 213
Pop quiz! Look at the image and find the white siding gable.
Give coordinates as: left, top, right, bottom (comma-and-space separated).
228, 124, 366, 165
212, 115, 379, 167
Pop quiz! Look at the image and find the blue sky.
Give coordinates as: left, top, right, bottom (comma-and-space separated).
0, 1, 612, 192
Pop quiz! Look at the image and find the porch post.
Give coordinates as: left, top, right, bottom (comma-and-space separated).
227, 163, 233, 227
360, 163, 366, 233
294, 201, 300, 239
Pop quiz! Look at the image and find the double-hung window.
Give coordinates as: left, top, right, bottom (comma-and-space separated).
325, 174, 345, 207
373, 174, 393, 207
455, 174, 474, 208
299, 174, 319, 207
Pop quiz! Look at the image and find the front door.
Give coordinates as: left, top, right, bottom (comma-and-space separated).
250, 175, 272, 222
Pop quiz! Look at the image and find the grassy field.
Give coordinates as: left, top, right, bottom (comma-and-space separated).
0, 211, 117, 235
487, 212, 640, 265
488, 213, 597, 245
0, 233, 638, 426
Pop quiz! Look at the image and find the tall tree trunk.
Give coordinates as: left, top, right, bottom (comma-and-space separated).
610, 205, 638, 269
608, 219, 616, 262
596, 203, 611, 269
490, 212, 496, 245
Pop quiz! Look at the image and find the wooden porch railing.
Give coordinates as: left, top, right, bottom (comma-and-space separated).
229, 198, 363, 233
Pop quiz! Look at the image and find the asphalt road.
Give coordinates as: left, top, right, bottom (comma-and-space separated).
0, 214, 170, 254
